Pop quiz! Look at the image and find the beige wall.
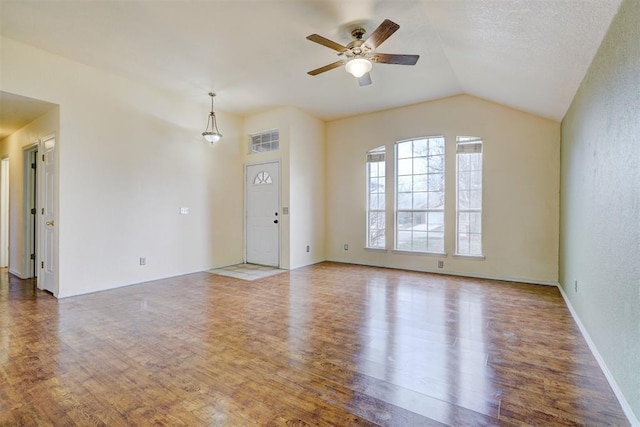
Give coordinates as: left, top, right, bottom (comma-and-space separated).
0, 107, 59, 284
560, 0, 640, 421
326, 94, 560, 284
1, 36, 245, 297
289, 108, 325, 269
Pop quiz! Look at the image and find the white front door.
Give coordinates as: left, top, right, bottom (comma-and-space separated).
245, 162, 280, 267
39, 136, 55, 293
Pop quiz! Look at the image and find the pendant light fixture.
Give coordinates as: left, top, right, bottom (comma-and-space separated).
202, 92, 222, 144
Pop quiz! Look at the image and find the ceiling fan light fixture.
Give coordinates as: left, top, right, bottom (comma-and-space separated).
202, 92, 222, 144
345, 58, 372, 78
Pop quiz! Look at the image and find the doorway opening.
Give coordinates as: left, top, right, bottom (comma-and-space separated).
0, 157, 9, 268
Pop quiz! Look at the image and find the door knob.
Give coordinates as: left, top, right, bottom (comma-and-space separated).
46, 220, 55, 226
273, 219, 278, 224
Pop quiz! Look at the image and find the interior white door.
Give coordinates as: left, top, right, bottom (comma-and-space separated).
39, 136, 55, 293
246, 162, 280, 267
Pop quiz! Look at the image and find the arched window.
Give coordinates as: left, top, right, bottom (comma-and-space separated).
253, 171, 273, 185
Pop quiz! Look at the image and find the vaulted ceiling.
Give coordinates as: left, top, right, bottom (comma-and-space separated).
0, 0, 622, 138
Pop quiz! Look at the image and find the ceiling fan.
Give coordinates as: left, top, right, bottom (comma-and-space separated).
306, 19, 419, 86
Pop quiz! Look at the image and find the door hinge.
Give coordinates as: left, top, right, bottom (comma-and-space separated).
30, 253, 35, 260
31, 208, 36, 214
41, 261, 44, 269
31, 162, 36, 169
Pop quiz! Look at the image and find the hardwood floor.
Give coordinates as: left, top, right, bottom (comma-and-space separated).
0, 263, 629, 426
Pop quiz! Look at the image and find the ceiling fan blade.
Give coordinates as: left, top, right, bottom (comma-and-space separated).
373, 53, 420, 65
306, 34, 348, 53
364, 19, 400, 50
358, 73, 372, 86
308, 60, 346, 76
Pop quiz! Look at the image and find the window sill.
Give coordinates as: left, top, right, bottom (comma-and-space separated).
392, 250, 447, 257
453, 254, 486, 260
364, 247, 388, 253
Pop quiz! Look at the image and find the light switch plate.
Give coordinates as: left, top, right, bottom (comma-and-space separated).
180, 207, 189, 215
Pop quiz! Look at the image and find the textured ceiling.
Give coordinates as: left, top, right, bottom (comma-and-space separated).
0, 0, 622, 132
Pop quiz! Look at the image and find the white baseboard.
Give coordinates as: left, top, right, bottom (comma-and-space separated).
557, 284, 640, 426
8, 268, 29, 279
327, 258, 558, 286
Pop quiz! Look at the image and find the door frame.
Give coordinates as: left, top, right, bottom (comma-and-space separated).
38, 133, 56, 293
22, 143, 38, 279
244, 160, 281, 267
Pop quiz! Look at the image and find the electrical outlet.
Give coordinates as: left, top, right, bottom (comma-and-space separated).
574, 280, 578, 292
344, 244, 349, 251
306, 245, 310, 253
140, 257, 146, 266
180, 207, 189, 215
438, 260, 444, 268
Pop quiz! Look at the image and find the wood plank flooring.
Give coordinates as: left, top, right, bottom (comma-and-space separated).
0, 263, 629, 426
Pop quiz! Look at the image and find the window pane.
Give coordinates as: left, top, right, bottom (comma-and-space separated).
458, 212, 470, 232
398, 192, 412, 210
459, 170, 471, 190
412, 212, 426, 229
427, 232, 444, 252
428, 191, 444, 209
413, 192, 428, 209
413, 174, 428, 191
397, 231, 412, 249
428, 211, 444, 230
412, 232, 428, 251
470, 234, 482, 255
413, 139, 429, 156
397, 141, 412, 159
470, 190, 482, 209
470, 170, 482, 189
428, 155, 444, 173
398, 158, 412, 175
470, 212, 481, 233
398, 175, 412, 192
428, 173, 444, 192
429, 139, 445, 156
458, 190, 470, 210
413, 157, 428, 174
397, 211, 412, 228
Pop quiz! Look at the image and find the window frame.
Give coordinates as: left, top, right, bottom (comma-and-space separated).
455, 136, 484, 258
366, 146, 386, 250
249, 129, 279, 154
394, 136, 446, 254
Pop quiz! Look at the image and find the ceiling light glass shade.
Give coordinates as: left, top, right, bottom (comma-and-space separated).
345, 58, 372, 78
203, 130, 222, 143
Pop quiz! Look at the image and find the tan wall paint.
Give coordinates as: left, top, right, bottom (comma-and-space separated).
326, 94, 560, 284
289, 108, 325, 269
560, 0, 640, 421
1, 37, 245, 297
0, 108, 59, 284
